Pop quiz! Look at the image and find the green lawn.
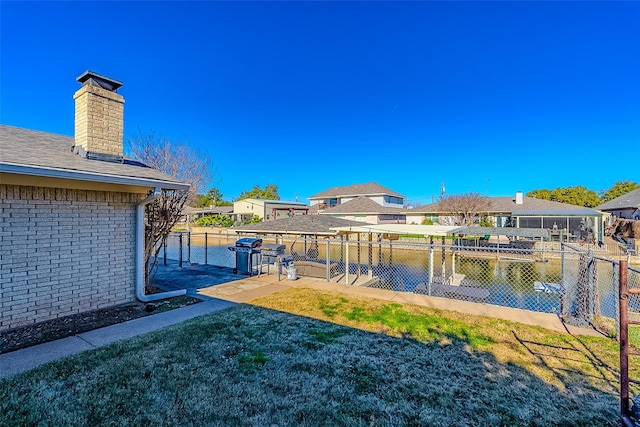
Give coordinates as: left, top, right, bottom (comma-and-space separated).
0, 287, 632, 426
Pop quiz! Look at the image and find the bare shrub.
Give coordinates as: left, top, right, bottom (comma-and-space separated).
129, 130, 214, 290
438, 192, 491, 226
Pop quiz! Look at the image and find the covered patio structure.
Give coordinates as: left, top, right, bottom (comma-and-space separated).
232, 216, 365, 282
448, 226, 550, 248
233, 219, 461, 285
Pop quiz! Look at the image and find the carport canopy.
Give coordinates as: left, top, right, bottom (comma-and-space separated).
330, 224, 462, 237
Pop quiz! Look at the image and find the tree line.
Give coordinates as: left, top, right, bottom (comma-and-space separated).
193, 184, 280, 208
526, 181, 639, 208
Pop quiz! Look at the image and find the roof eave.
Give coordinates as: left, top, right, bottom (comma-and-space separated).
232, 228, 338, 236
309, 192, 404, 199
0, 163, 190, 191
318, 211, 405, 215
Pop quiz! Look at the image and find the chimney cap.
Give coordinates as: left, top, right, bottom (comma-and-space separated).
76, 70, 123, 92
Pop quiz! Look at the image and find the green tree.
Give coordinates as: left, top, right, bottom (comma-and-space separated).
196, 214, 233, 227
238, 184, 280, 200
526, 189, 553, 200
599, 180, 640, 202
244, 215, 263, 224
556, 186, 601, 208
526, 186, 601, 208
479, 215, 494, 227
192, 187, 233, 207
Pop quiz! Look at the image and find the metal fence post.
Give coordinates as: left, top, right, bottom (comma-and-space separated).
389, 240, 394, 289
326, 239, 330, 282
441, 238, 446, 285
620, 260, 630, 420
204, 232, 208, 265
368, 234, 373, 279
345, 238, 350, 285
340, 235, 345, 274
588, 250, 595, 319
428, 245, 433, 296
561, 243, 567, 316
615, 261, 620, 339
179, 233, 183, 268
163, 238, 167, 266
187, 231, 191, 265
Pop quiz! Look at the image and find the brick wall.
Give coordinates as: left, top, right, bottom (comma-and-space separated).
0, 184, 144, 331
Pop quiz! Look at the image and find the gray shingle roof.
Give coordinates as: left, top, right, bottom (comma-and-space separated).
319, 196, 406, 215
595, 188, 640, 211
308, 182, 404, 199
232, 215, 364, 235
409, 196, 601, 215
0, 125, 187, 189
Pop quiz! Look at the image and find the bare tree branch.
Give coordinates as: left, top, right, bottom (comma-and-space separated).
438, 192, 491, 226
128, 130, 214, 290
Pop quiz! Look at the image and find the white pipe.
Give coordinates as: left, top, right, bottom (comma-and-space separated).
136, 188, 186, 302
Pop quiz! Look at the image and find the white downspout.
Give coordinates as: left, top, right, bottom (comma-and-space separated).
136, 188, 187, 302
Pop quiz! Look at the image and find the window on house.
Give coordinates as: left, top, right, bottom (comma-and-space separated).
495, 215, 510, 227
518, 217, 542, 228
543, 217, 569, 230
384, 196, 403, 205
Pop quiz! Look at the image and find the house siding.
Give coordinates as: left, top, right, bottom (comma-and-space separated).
0, 184, 142, 331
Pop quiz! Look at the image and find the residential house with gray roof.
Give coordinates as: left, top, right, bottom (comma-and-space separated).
308, 182, 406, 224
407, 191, 604, 243
0, 71, 188, 331
595, 188, 640, 220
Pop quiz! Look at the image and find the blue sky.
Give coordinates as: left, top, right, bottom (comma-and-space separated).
2, 1, 639, 205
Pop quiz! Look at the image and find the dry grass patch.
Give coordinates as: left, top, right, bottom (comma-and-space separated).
0, 287, 633, 426
252, 287, 634, 409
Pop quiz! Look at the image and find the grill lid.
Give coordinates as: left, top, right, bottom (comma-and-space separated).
236, 238, 262, 248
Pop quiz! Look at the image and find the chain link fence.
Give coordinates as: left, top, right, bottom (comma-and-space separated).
162, 232, 236, 268
163, 232, 640, 336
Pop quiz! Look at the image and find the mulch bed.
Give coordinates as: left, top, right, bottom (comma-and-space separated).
0, 295, 201, 355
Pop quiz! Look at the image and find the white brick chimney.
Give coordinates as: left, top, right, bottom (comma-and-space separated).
73, 71, 125, 162
515, 191, 523, 205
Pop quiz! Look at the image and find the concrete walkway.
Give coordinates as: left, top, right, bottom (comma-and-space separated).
0, 299, 235, 379
0, 269, 603, 379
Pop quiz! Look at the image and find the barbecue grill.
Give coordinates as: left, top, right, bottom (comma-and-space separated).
228, 237, 262, 275
258, 244, 293, 279
260, 244, 286, 257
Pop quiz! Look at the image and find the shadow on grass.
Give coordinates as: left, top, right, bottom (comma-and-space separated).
0, 303, 620, 427
513, 331, 621, 394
